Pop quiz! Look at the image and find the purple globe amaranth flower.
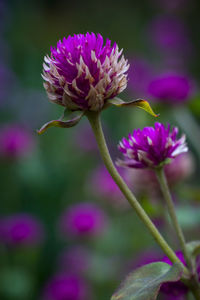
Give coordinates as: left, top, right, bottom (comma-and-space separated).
117, 122, 188, 169
38, 33, 157, 134
42, 33, 129, 112
0, 124, 34, 159
148, 72, 192, 104
0, 214, 44, 247
59, 203, 107, 238
43, 274, 89, 300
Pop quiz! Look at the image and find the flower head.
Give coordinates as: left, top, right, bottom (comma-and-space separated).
38, 33, 157, 134
117, 122, 188, 169
148, 72, 192, 104
59, 203, 107, 238
43, 274, 89, 300
42, 33, 129, 112
0, 214, 44, 247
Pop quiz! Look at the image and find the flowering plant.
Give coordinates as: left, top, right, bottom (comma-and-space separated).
38, 33, 200, 299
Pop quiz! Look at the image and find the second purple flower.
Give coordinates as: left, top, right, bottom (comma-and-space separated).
117, 122, 188, 169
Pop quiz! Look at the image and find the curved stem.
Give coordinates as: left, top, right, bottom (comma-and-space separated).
86, 111, 189, 277
155, 168, 192, 270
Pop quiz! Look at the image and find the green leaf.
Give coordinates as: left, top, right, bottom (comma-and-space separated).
37, 110, 84, 134
111, 262, 183, 300
186, 241, 200, 261
186, 241, 200, 272
107, 97, 159, 118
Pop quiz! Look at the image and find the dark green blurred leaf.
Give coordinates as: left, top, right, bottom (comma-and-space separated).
111, 262, 183, 300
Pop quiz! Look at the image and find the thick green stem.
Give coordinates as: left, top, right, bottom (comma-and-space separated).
155, 168, 192, 270
86, 111, 189, 276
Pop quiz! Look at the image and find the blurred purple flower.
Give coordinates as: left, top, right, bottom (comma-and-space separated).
59, 203, 107, 238
149, 16, 192, 56
148, 72, 192, 104
0, 124, 34, 159
43, 274, 89, 300
117, 123, 188, 169
127, 58, 154, 98
0, 214, 44, 247
42, 32, 129, 112
57, 246, 90, 275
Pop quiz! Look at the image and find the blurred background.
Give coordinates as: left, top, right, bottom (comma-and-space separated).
1, 0, 200, 299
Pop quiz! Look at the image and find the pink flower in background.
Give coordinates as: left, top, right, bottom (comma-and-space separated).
0, 124, 33, 159
43, 274, 89, 300
0, 214, 44, 247
148, 72, 192, 104
59, 203, 107, 238
42, 33, 129, 112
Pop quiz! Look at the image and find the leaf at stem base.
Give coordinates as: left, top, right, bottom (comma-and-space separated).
111, 262, 183, 300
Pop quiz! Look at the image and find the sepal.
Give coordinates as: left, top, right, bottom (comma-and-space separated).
37, 110, 84, 134
106, 97, 159, 118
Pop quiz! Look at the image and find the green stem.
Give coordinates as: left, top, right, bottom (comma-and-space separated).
155, 168, 200, 298
155, 168, 192, 270
86, 111, 189, 276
